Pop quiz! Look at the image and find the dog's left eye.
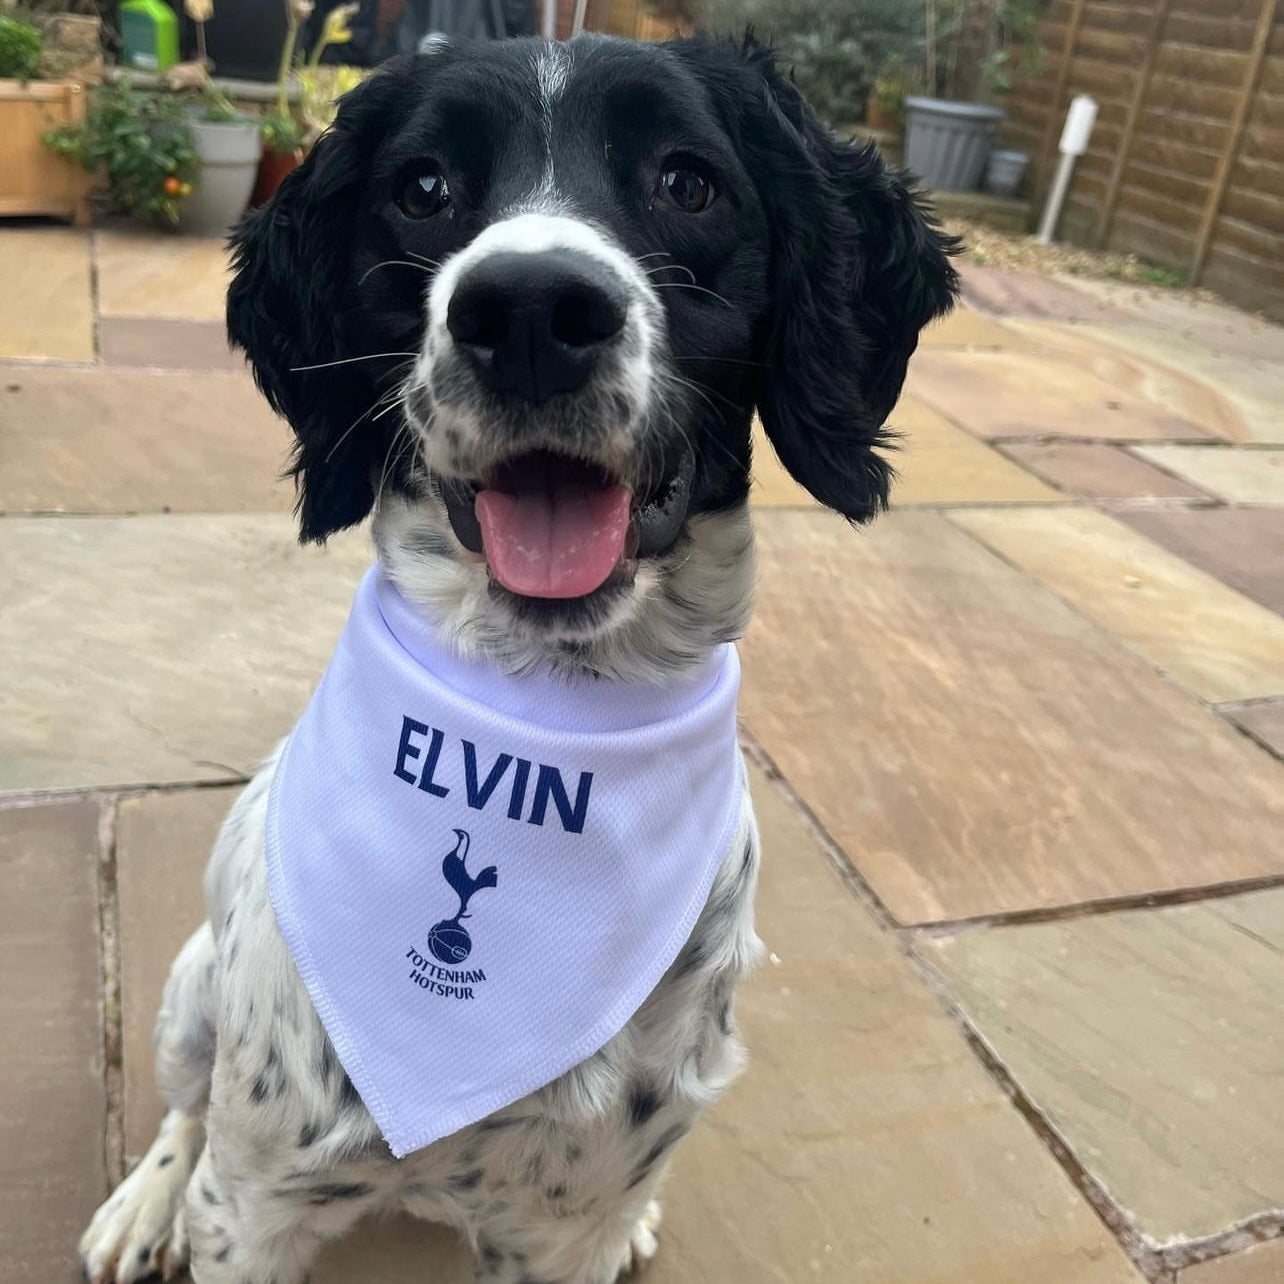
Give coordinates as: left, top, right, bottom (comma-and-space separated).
658, 164, 715, 214
397, 165, 451, 219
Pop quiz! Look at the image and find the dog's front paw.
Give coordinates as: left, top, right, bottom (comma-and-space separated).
622, 1200, 662, 1276
80, 1111, 201, 1284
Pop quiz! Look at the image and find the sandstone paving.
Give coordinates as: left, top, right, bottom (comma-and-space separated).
117, 786, 246, 1158
741, 509, 1284, 923
1049, 277, 1284, 364
952, 507, 1284, 703
1180, 1240, 1284, 1284
997, 441, 1213, 501
0, 515, 370, 793
922, 887, 1284, 1245
0, 227, 94, 362
0, 799, 107, 1283
0, 366, 293, 514
998, 322, 1248, 444
1050, 325, 1284, 445
1130, 446, 1284, 506
117, 767, 1142, 1284
751, 397, 1059, 509
99, 317, 246, 371
95, 228, 230, 322
1118, 508, 1284, 615
1225, 699, 1284, 759
906, 349, 1214, 442
920, 303, 1035, 349
957, 264, 1136, 324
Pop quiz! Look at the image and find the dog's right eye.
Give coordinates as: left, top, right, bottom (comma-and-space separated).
397, 165, 451, 219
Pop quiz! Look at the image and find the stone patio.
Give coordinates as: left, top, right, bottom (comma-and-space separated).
1, 225, 1282, 1284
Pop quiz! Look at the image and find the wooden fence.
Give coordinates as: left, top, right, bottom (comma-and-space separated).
1004, 0, 1284, 320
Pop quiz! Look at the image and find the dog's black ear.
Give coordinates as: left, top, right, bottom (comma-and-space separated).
227, 61, 415, 543
696, 38, 959, 521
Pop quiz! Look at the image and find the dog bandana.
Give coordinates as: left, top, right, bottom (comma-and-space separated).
266, 566, 744, 1157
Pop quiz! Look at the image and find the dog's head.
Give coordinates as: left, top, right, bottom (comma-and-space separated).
228, 34, 956, 677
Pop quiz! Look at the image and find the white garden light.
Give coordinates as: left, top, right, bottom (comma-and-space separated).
1036, 94, 1099, 245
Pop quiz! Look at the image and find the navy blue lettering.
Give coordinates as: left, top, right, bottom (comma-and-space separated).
528, 765, 593, 835
394, 717, 429, 784
463, 741, 513, 811
416, 727, 450, 798
507, 757, 531, 820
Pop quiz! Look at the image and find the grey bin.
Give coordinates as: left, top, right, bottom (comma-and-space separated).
183, 117, 262, 236
903, 97, 1004, 192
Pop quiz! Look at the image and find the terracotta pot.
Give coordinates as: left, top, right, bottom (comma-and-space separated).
865, 91, 898, 131
252, 145, 304, 208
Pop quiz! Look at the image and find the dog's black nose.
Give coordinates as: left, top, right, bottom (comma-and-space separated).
447, 250, 628, 404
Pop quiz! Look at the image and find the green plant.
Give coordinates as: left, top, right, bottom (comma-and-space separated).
700, 0, 925, 127
872, 54, 915, 117
260, 109, 305, 154
43, 78, 197, 226
0, 13, 43, 81
925, 0, 1045, 103
200, 85, 241, 123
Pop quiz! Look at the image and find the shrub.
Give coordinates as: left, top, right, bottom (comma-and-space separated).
43, 78, 197, 226
699, 0, 924, 127
0, 14, 43, 81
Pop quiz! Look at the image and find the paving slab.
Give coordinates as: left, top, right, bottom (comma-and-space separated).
952, 507, 1284, 703
741, 509, 1284, 923
957, 264, 1135, 324
1044, 325, 1284, 445
0, 515, 370, 793
95, 229, 230, 321
117, 786, 245, 1158
0, 366, 293, 514
99, 317, 246, 371
1181, 1240, 1284, 1284
116, 765, 1140, 1283
1130, 446, 1284, 506
998, 322, 1246, 444
920, 304, 1034, 349
752, 398, 1059, 508
922, 887, 1284, 1246
906, 350, 1213, 442
0, 227, 94, 362
998, 442, 1212, 501
0, 799, 107, 1283
1052, 277, 1284, 364
1118, 508, 1284, 615
1225, 699, 1284, 759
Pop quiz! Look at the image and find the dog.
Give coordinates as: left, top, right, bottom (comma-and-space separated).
79, 32, 955, 1284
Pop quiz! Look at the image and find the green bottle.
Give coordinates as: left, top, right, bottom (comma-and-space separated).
119, 0, 179, 73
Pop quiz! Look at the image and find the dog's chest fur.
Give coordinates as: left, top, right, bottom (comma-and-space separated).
201, 755, 761, 1236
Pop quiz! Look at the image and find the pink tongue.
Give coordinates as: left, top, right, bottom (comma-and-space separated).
475, 481, 632, 599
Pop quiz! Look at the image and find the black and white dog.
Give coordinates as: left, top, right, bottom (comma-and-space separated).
80, 33, 954, 1284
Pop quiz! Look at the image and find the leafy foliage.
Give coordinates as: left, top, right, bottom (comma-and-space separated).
0, 14, 43, 81
43, 78, 197, 226
699, 0, 925, 126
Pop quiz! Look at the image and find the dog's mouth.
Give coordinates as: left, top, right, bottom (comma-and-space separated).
443, 449, 694, 601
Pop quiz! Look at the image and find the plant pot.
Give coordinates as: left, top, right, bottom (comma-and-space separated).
984, 148, 1029, 199
182, 116, 261, 235
251, 144, 303, 207
0, 79, 93, 225
865, 91, 899, 132
903, 96, 1003, 192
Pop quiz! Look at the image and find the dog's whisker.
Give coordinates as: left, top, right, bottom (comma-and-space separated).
645, 264, 697, 286
650, 282, 734, 309
357, 259, 437, 286
290, 352, 418, 373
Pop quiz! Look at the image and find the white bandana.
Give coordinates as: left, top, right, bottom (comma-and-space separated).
266, 566, 744, 1157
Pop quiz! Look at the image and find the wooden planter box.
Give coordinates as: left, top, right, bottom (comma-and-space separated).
0, 79, 93, 226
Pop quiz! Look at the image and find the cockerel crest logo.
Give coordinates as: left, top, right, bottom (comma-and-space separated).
426, 829, 498, 965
